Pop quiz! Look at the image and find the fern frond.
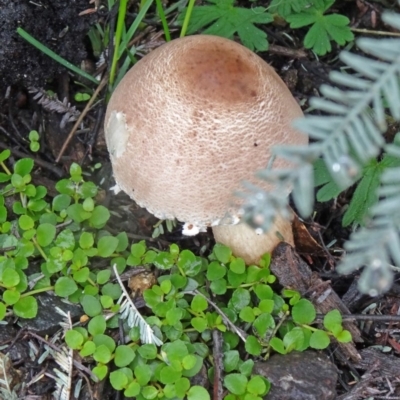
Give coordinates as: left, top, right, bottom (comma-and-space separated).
337, 163, 400, 295
51, 309, 73, 400
113, 265, 163, 346
52, 347, 73, 400
241, 8, 400, 294
0, 353, 19, 399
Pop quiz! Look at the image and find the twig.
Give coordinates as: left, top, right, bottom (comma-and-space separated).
351, 27, 400, 37
212, 330, 224, 400
56, 74, 108, 163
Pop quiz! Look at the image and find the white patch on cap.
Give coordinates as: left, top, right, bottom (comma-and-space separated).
106, 111, 130, 159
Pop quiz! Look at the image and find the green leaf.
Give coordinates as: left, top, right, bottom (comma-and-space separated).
75, 92, 91, 102
269, 337, 286, 354
309, 329, 330, 349
114, 345, 136, 367
239, 306, 255, 323
182, 354, 197, 370
230, 257, 245, 274
253, 312, 275, 337
230, 287, 251, 312
177, 250, 202, 276
283, 327, 305, 352
286, 3, 353, 56
65, 329, 85, 349
141, 386, 158, 399
138, 344, 158, 359
187, 386, 210, 400
14, 158, 34, 176
342, 155, 400, 226
163, 340, 189, 362
80, 341, 96, 356
110, 369, 129, 390
2, 268, 20, 288
97, 269, 111, 285
97, 236, 119, 258
115, 232, 129, 252
0, 303, 6, 320
54, 277, 78, 297
207, 261, 226, 280
153, 251, 175, 270
213, 243, 232, 264
247, 375, 267, 395
125, 382, 141, 397
191, 317, 208, 332
254, 284, 273, 300
224, 373, 247, 395
134, 364, 152, 385
36, 223, 56, 247
323, 309, 342, 332
3, 289, 20, 305
179, 0, 273, 52
291, 299, 316, 325
336, 329, 352, 343
81, 294, 102, 317
92, 334, 116, 353
223, 350, 239, 372
93, 365, 108, 380
245, 335, 262, 356
0, 149, 10, 162
160, 365, 182, 384
13, 296, 38, 318
93, 344, 112, 364
239, 359, 254, 376
29, 130, 40, 141
191, 294, 208, 312
268, 0, 315, 18
89, 205, 110, 228
88, 315, 107, 336
18, 215, 34, 231
175, 377, 190, 398
55, 229, 75, 250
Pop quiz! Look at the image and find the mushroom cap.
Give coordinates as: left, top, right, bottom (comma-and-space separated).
105, 35, 307, 230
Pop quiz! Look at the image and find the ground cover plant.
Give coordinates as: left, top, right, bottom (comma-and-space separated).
0, 153, 351, 398
2, 0, 400, 398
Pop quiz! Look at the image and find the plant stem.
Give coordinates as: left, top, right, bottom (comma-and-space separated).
155, 0, 171, 41
180, 0, 196, 37
109, 0, 129, 87
32, 237, 48, 261
0, 161, 11, 175
21, 286, 54, 297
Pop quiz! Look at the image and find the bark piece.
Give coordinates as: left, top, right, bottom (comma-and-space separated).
270, 243, 362, 361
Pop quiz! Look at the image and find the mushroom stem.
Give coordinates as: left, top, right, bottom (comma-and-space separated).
212, 214, 294, 265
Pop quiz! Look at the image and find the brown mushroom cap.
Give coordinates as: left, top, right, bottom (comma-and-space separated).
105, 35, 307, 234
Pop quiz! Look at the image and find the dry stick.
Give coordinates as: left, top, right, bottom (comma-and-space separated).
55, 74, 108, 163
212, 330, 224, 400
313, 314, 400, 323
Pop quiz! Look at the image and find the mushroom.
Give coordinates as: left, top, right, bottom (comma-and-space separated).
104, 35, 308, 265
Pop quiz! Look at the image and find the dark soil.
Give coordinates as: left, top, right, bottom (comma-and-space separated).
0, 0, 96, 93
2, 0, 400, 398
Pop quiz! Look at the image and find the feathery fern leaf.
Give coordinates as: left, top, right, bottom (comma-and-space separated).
0, 353, 19, 400
113, 265, 163, 346
52, 309, 73, 400
242, 8, 400, 294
